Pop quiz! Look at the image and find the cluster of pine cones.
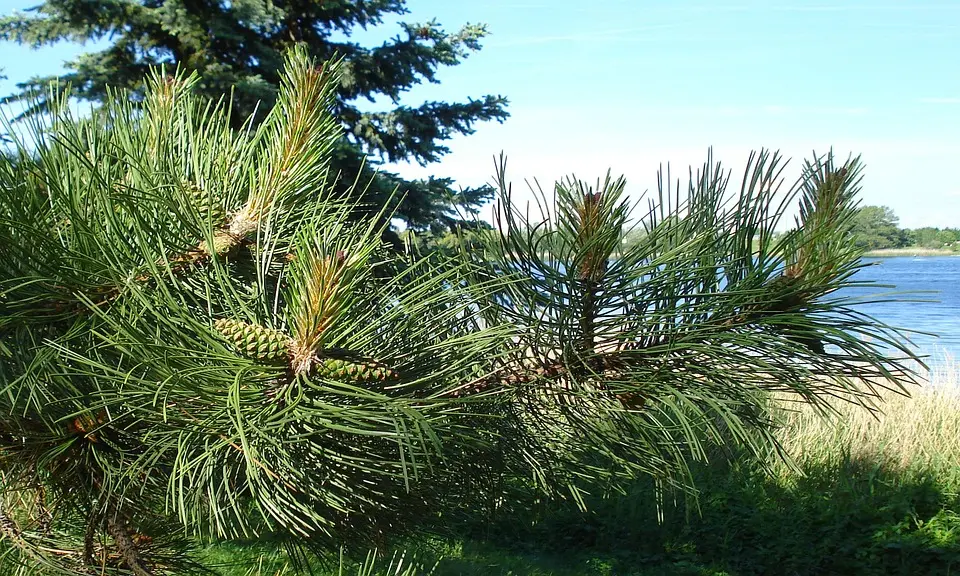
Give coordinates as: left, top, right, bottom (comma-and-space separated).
213, 319, 396, 382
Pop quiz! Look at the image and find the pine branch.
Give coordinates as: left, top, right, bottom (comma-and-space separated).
343, 97, 509, 164
0, 507, 32, 559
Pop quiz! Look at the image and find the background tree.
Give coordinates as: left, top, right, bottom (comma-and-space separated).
850, 205, 909, 250
909, 227, 960, 250
0, 0, 508, 237
0, 67, 8, 143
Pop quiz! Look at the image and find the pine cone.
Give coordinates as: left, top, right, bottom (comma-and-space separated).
315, 358, 397, 382
184, 181, 225, 223
765, 274, 805, 313
214, 319, 291, 362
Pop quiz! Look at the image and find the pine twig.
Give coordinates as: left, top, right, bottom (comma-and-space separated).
82, 507, 100, 567
0, 506, 61, 570
34, 485, 51, 535
106, 512, 154, 576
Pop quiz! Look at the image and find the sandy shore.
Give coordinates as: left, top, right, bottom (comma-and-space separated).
863, 248, 958, 257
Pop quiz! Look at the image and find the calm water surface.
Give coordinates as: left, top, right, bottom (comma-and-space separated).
843, 256, 960, 366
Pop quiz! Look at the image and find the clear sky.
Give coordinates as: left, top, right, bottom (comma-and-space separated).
2, 0, 958, 228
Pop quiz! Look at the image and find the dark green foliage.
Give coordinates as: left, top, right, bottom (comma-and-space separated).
0, 0, 509, 233
850, 205, 959, 252
440, 457, 960, 576
657, 459, 959, 576
401, 221, 497, 259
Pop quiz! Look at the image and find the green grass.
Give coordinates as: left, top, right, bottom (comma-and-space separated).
203, 364, 960, 575
424, 363, 960, 575
432, 458, 958, 575
196, 543, 437, 576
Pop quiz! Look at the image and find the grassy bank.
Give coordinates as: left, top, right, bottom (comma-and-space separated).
430, 363, 960, 575
863, 247, 958, 257
206, 364, 960, 575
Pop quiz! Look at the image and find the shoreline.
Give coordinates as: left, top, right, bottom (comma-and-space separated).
862, 248, 958, 257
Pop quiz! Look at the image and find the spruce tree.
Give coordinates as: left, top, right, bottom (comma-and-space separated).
0, 0, 508, 235
0, 49, 921, 574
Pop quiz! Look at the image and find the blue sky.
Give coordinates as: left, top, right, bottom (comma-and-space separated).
2, 0, 958, 227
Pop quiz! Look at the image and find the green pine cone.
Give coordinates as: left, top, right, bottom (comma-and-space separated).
316, 358, 397, 382
214, 319, 291, 362
184, 182, 226, 223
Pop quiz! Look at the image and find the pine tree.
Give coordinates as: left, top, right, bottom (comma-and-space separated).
0, 0, 508, 236
0, 48, 922, 574
0, 47, 511, 574
468, 151, 921, 496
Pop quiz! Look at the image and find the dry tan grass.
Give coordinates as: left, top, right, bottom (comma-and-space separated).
772, 359, 960, 474
862, 248, 959, 257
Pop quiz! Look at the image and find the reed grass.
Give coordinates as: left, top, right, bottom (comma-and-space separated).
862, 248, 959, 257
773, 359, 960, 480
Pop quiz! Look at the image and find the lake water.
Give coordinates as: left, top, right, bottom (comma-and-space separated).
843, 256, 960, 368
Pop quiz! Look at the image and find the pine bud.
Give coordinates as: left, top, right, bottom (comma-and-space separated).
214, 319, 291, 362
67, 410, 107, 442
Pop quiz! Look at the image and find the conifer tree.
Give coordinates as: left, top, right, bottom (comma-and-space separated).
0, 46, 511, 575
0, 0, 508, 234
467, 152, 923, 496
0, 48, 921, 574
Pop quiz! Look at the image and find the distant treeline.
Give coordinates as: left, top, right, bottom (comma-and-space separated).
850, 205, 959, 251
406, 206, 958, 256
619, 205, 958, 254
